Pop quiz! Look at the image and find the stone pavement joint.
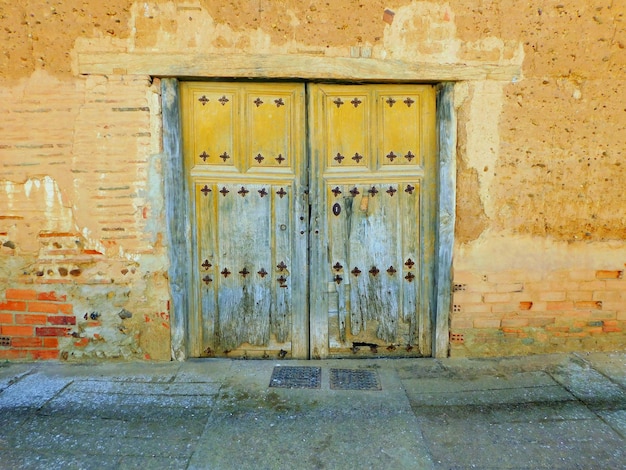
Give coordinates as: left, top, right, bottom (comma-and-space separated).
0, 352, 624, 469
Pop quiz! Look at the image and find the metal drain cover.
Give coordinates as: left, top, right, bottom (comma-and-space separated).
269, 366, 321, 389
330, 368, 382, 391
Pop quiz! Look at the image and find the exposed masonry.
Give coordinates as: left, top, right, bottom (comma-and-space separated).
0, 289, 76, 360
450, 269, 626, 357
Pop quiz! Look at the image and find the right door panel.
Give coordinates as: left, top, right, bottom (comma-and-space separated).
309, 84, 437, 358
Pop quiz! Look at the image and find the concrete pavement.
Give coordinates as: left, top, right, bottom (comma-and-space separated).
0, 352, 624, 469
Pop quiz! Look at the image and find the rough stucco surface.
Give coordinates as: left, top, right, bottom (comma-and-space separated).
0, 0, 624, 359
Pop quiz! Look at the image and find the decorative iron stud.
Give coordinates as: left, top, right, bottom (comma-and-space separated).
239, 268, 250, 278
202, 275, 212, 285
277, 261, 287, 271
405, 258, 415, 268
334, 274, 343, 284
405, 272, 416, 282
200, 151, 209, 162
404, 97, 415, 107
255, 153, 264, 163
221, 268, 231, 277
404, 151, 415, 162
387, 266, 397, 275
331, 187, 342, 197
351, 97, 362, 107
201, 185, 211, 196
218, 95, 229, 106
258, 268, 268, 278
219, 152, 230, 162
254, 97, 263, 107
198, 95, 209, 105
368, 186, 379, 196
349, 187, 360, 197
275, 154, 285, 164
369, 266, 380, 276
352, 153, 363, 163
201, 260, 212, 270
351, 267, 362, 276
386, 151, 397, 162
386, 97, 396, 107
219, 187, 230, 197
405, 184, 415, 194
333, 262, 343, 271
277, 187, 287, 198
258, 188, 268, 198
386, 186, 397, 197
334, 153, 345, 163
333, 98, 344, 108
274, 98, 285, 107
277, 275, 288, 287
238, 187, 249, 197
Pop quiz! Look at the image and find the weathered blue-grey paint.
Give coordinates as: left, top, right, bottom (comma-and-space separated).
434, 83, 456, 358
162, 78, 193, 360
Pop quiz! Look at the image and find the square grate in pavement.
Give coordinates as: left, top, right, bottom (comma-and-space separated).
269, 366, 321, 389
330, 368, 382, 391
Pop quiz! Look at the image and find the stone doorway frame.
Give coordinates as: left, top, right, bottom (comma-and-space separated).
161, 77, 455, 361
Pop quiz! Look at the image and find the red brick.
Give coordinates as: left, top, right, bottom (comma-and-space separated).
31, 349, 60, 360
5, 289, 38, 300
27, 302, 60, 313
35, 327, 69, 337
11, 337, 42, 348
596, 270, 623, 280
0, 313, 13, 323
501, 327, 522, 335
37, 291, 67, 302
1, 325, 33, 336
43, 337, 59, 348
0, 300, 27, 312
547, 301, 574, 310
602, 326, 622, 333
15, 314, 47, 325
47, 315, 76, 325
519, 301, 533, 310
59, 304, 73, 314
602, 320, 618, 327
575, 301, 602, 310
0, 350, 30, 360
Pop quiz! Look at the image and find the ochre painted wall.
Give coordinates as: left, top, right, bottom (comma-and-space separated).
0, 1, 624, 360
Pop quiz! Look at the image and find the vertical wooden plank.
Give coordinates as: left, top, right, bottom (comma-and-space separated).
162, 78, 192, 361
434, 83, 456, 358
307, 84, 329, 359
328, 184, 349, 343
272, 184, 292, 344
196, 183, 217, 356
216, 183, 271, 350
401, 182, 419, 347
347, 184, 400, 342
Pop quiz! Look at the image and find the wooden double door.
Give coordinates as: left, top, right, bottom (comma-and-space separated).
181, 82, 437, 359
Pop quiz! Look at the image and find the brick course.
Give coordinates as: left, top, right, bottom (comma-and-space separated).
451, 268, 626, 356
0, 288, 75, 360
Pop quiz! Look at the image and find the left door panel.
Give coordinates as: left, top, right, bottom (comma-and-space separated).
181, 83, 308, 359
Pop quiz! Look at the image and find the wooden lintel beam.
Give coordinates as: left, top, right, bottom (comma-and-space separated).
77, 52, 521, 82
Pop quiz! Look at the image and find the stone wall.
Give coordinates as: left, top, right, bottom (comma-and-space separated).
0, 1, 624, 360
